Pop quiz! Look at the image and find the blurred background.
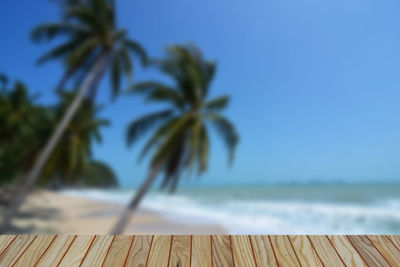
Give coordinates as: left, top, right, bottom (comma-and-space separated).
1, 0, 400, 234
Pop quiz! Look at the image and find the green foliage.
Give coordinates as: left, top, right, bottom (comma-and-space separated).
126, 45, 239, 192
0, 75, 117, 188
40, 91, 111, 184
32, 0, 148, 98
78, 160, 118, 188
0, 77, 53, 184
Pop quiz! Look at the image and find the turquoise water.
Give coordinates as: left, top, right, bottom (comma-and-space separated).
173, 183, 400, 203
64, 183, 400, 234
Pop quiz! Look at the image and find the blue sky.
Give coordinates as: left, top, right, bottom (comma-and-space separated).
1, 0, 400, 186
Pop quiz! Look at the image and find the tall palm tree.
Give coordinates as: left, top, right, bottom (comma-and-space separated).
31, 0, 147, 97
111, 45, 239, 234
0, 0, 147, 233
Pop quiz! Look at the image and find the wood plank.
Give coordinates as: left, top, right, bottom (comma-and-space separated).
102, 235, 134, 267
327, 235, 366, 267
231, 235, 256, 267
367, 235, 400, 266
386, 235, 400, 251
347, 235, 390, 267
289, 235, 323, 267
0, 235, 18, 255
2, 234, 400, 266
147, 235, 172, 267
308, 235, 345, 266
80, 235, 114, 267
169, 235, 191, 267
14, 235, 56, 267
250, 235, 278, 267
125, 235, 153, 267
36, 235, 76, 267
269, 235, 300, 267
212, 235, 234, 267
191, 235, 212, 267
0, 235, 37, 266
58, 235, 95, 267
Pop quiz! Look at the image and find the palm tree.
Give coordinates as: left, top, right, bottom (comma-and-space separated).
0, 78, 52, 184
111, 45, 239, 234
0, 0, 147, 233
31, 0, 147, 97
40, 91, 110, 185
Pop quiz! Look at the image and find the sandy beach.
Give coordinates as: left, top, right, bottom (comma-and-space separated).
3, 190, 226, 234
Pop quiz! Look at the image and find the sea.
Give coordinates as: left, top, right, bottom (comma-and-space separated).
62, 183, 400, 234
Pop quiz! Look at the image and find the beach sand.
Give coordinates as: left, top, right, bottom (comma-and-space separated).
4, 190, 226, 234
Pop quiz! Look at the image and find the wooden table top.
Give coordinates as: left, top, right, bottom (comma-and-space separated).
0, 235, 399, 266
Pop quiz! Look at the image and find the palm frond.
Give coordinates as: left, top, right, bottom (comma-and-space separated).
119, 47, 133, 83
150, 116, 191, 167
209, 114, 239, 164
138, 117, 180, 161
197, 124, 209, 173
31, 23, 88, 42
202, 61, 216, 96
36, 39, 84, 65
185, 117, 202, 174
111, 54, 121, 98
204, 95, 230, 113
126, 109, 174, 146
66, 36, 99, 67
126, 81, 184, 108
124, 39, 148, 66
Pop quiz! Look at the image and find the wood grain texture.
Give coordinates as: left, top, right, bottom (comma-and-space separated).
289, 235, 323, 267
327, 235, 366, 267
0, 235, 18, 255
211, 235, 234, 267
58, 235, 94, 267
101, 235, 134, 266
250, 235, 277, 266
347, 235, 390, 267
0, 235, 37, 266
308, 235, 345, 266
147, 235, 172, 267
2, 234, 400, 266
125, 235, 153, 267
269, 235, 301, 267
386, 235, 400, 252
80, 235, 114, 267
35, 235, 76, 267
14, 235, 56, 267
169, 235, 191, 267
367, 235, 400, 266
191, 235, 212, 267
231, 235, 256, 267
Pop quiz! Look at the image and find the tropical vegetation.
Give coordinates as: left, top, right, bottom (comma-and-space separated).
0, 75, 117, 188
0, 0, 146, 232
111, 44, 239, 234
0, 0, 239, 235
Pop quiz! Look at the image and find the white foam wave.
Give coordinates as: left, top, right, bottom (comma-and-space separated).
61, 189, 400, 234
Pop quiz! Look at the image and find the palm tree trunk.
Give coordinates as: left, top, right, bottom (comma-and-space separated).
110, 165, 162, 234
0, 53, 110, 234
87, 56, 111, 100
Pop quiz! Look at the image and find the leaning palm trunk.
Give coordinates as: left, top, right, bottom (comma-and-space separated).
110, 165, 161, 234
0, 53, 109, 234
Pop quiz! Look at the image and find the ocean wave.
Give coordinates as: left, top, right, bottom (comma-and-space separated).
61, 188, 400, 234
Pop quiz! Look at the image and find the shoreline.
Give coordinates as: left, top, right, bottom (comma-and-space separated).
5, 190, 227, 234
